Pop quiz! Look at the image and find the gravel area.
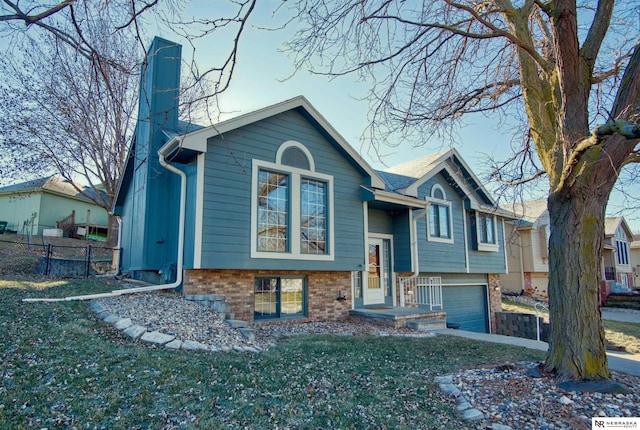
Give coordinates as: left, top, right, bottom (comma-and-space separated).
97, 291, 436, 351
98, 291, 640, 429
451, 362, 640, 430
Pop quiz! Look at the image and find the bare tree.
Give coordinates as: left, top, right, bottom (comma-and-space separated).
0, 16, 139, 243
284, 0, 639, 383
0, 1, 259, 244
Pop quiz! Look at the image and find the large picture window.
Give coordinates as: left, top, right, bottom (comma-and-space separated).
251, 141, 334, 260
426, 184, 453, 244
254, 276, 306, 319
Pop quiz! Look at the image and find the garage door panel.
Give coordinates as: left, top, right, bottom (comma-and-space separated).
441, 285, 488, 333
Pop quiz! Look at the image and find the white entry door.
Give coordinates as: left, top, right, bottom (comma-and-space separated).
364, 238, 387, 305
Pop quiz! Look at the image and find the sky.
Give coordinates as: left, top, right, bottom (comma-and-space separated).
152, 1, 639, 233
1, 1, 637, 232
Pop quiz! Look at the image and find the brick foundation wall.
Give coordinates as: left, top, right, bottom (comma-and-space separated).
183, 269, 352, 324
487, 274, 503, 334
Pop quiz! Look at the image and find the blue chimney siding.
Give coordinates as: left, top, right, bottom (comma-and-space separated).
118, 37, 183, 275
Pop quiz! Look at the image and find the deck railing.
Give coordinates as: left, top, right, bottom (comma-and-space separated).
399, 276, 443, 310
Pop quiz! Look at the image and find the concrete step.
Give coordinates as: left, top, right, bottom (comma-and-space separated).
185, 294, 226, 302
407, 319, 447, 331
226, 319, 249, 329
239, 327, 256, 341
211, 301, 231, 314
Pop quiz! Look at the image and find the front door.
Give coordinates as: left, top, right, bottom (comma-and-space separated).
364, 238, 387, 304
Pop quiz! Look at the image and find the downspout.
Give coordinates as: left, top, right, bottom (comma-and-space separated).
23, 147, 187, 303
156, 146, 186, 290
518, 230, 525, 294
115, 216, 123, 276
400, 208, 427, 307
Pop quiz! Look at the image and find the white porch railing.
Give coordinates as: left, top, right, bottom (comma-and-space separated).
399, 276, 443, 310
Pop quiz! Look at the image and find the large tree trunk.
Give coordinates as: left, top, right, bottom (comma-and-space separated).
545, 190, 611, 381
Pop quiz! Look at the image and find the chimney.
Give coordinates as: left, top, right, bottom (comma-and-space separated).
136, 37, 182, 159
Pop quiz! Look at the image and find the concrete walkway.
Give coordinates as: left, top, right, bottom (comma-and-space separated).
601, 307, 640, 324
433, 328, 640, 377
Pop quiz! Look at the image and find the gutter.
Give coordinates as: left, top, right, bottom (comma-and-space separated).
23, 145, 188, 303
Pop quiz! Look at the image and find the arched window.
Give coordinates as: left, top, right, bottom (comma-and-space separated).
426, 184, 453, 243
276, 140, 315, 171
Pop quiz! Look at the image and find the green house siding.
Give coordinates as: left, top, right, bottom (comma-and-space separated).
0, 193, 41, 234
199, 110, 366, 272
0, 192, 107, 236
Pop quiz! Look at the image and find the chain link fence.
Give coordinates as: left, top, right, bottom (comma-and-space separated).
0, 236, 117, 277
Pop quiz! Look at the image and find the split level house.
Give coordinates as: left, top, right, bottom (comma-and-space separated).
113, 37, 512, 333
500, 199, 636, 299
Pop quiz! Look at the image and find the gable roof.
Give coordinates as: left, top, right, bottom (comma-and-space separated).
504, 198, 548, 223
0, 175, 105, 204
605, 216, 633, 239
160, 96, 385, 190
381, 148, 497, 211
384, 149, 450, 179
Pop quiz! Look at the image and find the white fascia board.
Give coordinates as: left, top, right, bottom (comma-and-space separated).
475, 204, 518, 219
404, 148, 496, 208
166, 96, 386, 189
448, 147, 496, 206
372, 189, 427, 208
406, 163, 483, 209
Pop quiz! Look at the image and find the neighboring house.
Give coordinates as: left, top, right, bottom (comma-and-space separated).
632, 234, 640, 288
500, 199, 550, 298
602, 217, 635, 289
501, 200, 636, 298
0, 175, 108, 237
113, 37, 511, 333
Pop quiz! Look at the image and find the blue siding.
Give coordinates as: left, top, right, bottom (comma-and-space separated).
392, 212, 411, 272
406, 173, 507, 274
416, 176, 467, 273
199, 110, 367, 271
467, 214, 507, 274
182, 163, 198, 269
368, 209, 393, 234
118, 37, 182, 273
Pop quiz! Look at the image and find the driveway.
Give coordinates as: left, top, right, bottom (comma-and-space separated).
601, 307, 640, 324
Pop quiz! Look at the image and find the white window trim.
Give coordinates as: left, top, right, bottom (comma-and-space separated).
476, 212, 499, 252
426, 185, 454, 244
250, 158, 335, 261
276, 140, 315, 171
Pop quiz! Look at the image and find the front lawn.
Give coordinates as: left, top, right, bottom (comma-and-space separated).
502, 297, 640, 353
0, 278, 545, 429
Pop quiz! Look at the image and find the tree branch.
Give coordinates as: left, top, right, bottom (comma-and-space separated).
0, 0, 75, 25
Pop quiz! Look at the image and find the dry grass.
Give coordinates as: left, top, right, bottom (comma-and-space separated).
0, 279, 545, 429
502, 297, 640, 353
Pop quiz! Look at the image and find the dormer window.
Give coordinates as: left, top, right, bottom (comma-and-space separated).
426, 184, 453, 244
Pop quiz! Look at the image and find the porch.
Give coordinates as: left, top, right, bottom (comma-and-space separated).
348, 306, 447, 329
